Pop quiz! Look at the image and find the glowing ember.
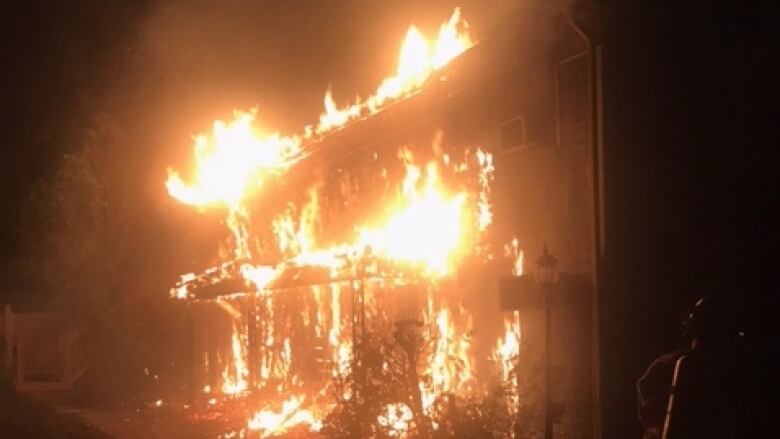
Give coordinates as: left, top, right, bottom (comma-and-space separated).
378, 403, 414, 437
221, 323, 248, 395
247, 395, 322, 437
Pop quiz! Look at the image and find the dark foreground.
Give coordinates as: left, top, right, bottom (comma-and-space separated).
0, 393, 109, 439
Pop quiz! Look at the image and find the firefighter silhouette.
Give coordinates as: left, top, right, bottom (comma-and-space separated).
637, 296, 745, 439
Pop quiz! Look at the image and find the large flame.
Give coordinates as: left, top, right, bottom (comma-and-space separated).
314, 8, 472, 135
167, 8, 471, 211
266, 146, 487, 279
166, 110, 302, 208
247, 395, 322, 437
164, 7, 500, 436
357, 159, 467, 276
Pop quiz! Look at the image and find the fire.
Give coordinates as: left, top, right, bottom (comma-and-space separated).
357, 158, 467, 277
166, 110, 302, 208
505, 237, 524, 276
421, 305, 475, 412
218, 300, 249, 395
378, 403, 414, 437
163, 7, 506, 436
494, 310, 522, 415
240, 264, 280, 291
476, 148, 494, 232
328, 283, 351, 378
264, 145, 488, 279
167, 8, 472, 212
313, 8, 472, 135
495, 311, 521, 382
247, 395, 322, 437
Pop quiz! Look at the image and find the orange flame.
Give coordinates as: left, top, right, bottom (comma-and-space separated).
262, 145, 491, 280
421, 301, 475, 413
378, 403, 414, 436
313, 8, 472, 135
217, 301, 249, 395
505, 237, 524, 276
494, 310, 522, 415
247, 395, 323, 437
357, 158, 467, 277
166, 8, 488, 435
476, 148, 494, 232
166, 110, 302, 208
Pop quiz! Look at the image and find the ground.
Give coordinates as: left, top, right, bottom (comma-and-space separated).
0, 392, 109, 439
0, 391, 311, 439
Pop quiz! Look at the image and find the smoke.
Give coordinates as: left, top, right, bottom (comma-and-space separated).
98, 0, 578, 275
131, 0, 573, 143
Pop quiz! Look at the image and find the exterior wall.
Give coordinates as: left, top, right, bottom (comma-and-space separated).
490, 21, 595, 438
298, 20, 598, 437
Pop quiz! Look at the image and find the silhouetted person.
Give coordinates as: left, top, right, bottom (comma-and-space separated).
637, 349, 681, 439
638, 297, 746, 439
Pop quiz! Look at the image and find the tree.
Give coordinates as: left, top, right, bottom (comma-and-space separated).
21, 116, 116, 315
19, 114, 191, 403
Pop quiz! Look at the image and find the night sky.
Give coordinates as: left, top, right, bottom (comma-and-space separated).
0, 1, 776, 437
598, 3, 777, 435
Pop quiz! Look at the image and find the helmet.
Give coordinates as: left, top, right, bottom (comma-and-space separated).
682, 296, 734, 339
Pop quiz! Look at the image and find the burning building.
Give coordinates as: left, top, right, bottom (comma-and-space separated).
165, 7, 599, 438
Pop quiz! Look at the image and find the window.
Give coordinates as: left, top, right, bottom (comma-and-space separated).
499, 115, 527, 152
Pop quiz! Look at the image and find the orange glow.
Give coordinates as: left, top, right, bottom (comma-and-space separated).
328, 283, 351, 378
476, 148, 494, 232
167, 8, 471, 214
505, 237, 524, 276
313, 8, 472, 135
247, 395, 323, 437
262, 145, 490, 280
221, 322, 248, 395
495, 311, 521, 381
164, 8, 493, 435
357, 160, 466, 277
378, 403, 414, 436
166, 110, 302, 208
494, 310, 522, 414
421, 302, 475, 413
240, 264, 281, 291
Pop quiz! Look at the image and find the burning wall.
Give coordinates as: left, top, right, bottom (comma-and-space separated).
164, 7, 595, 438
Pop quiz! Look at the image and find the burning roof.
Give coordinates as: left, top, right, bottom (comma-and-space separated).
168, 7, 493, 301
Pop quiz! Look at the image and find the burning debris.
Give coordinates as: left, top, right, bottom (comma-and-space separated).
165, 8, 527, 438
